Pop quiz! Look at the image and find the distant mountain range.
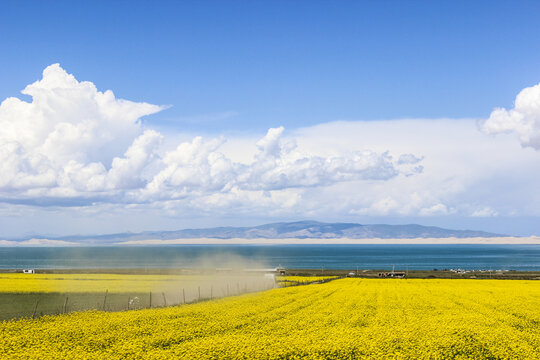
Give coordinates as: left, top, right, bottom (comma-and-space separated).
13, 221, 507, 245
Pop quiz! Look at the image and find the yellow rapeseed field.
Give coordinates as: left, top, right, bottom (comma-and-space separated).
1, 278, 539, 359
0, 273, 273, 293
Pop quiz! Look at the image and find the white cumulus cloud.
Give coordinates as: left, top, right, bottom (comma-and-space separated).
0, 64, 165, 202
3, 65, 540, 236
140, 125, 416, 200
483, 82, 540, 150
0, 64, 418, 207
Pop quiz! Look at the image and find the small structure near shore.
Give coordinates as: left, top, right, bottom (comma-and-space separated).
378, 272, 406, 278
22, 269, 35, 274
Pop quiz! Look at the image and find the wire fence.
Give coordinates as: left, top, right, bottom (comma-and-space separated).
1, 276, 346, 322
0, 279, 278, 322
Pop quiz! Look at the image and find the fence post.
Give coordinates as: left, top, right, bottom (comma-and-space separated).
198, 286, 201, 301
63, 296, 69, 314
149, 291, 152, 308
102, 290, 108, 311
210, 286, 213, 299
127, 297, 130, 311
162, 292, 167, 307
32, 299, 40, 319
183, 288, 185, 304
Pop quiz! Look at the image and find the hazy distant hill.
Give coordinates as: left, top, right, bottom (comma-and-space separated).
32, 221, 506, 244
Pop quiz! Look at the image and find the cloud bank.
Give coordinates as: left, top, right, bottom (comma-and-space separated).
0, 64, 417, 207
2, 64, 540, 237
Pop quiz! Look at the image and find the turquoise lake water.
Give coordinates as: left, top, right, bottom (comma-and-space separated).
1, 245, 539, 270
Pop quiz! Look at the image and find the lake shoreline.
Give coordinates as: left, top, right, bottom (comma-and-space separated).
117, 236, 540, 246
2, 236, 539, 247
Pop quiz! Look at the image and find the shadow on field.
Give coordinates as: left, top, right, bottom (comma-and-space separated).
0, 282, 272, 322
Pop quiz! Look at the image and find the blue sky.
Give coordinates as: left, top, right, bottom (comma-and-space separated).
1, 1, 540, 238
2, 1, 540, 131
